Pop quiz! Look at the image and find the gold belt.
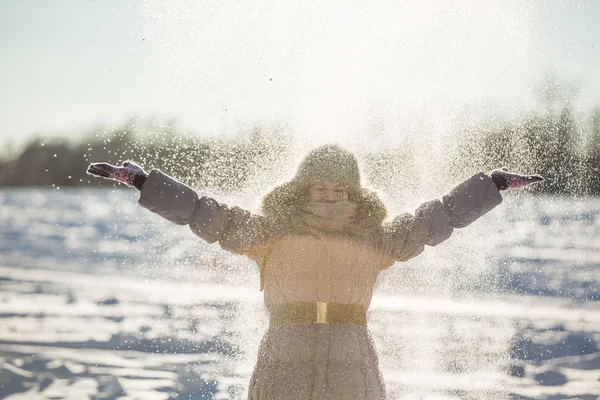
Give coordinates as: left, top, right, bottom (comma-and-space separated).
270, 302, 367, 327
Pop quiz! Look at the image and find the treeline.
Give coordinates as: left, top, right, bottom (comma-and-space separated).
447, 107, 600, 195
1, 106, 600, 195
0, 123, 293, 190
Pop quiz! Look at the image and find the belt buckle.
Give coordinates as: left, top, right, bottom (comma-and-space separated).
316, 302, 328, 324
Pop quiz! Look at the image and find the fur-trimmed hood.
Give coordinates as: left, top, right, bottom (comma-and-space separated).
260, 145, 388, 230
261, 181, 387, 230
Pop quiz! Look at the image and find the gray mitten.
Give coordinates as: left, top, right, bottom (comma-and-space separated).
490, 168, 545, 191
86, 161, 148, 190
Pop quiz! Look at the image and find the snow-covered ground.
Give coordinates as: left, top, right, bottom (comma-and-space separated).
1, 188, 599, 400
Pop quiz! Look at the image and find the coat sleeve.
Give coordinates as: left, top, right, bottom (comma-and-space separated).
379, 172, 502, 265
137, 170, 268, 257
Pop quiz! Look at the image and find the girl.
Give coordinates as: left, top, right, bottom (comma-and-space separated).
87, 144, 543, 399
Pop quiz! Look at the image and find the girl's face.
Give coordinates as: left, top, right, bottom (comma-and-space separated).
308, 180, 349, 203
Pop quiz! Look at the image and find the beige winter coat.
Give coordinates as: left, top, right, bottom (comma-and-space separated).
139, 171, 503, 400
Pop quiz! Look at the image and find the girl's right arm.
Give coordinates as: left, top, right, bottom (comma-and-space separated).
87, 161, 268, 257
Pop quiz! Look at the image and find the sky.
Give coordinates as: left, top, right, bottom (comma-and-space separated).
1, 0, 599, 150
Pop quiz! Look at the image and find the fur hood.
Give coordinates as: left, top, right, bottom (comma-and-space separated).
260, 145, 388, 231
260, 179, 388, 230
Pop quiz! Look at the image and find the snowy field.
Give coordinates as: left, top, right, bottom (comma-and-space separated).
1, 188, 599, 400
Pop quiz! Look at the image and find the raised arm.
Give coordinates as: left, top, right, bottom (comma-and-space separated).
86, 161, 268, 257
379, 169, 543, 265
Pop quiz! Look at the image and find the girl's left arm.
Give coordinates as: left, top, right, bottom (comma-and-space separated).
379, 170, 543, 265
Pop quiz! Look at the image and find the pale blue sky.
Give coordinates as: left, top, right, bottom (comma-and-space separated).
1, 0, 599, 148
